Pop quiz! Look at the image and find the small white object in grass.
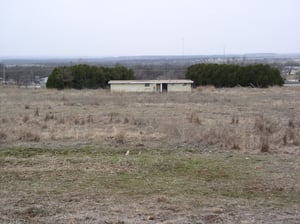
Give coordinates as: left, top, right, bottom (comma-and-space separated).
125, 150, 130, 156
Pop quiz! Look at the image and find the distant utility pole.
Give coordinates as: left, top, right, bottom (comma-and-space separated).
223, 45, 226, 63
182, 37, 185, 56
2, 64, 5, 84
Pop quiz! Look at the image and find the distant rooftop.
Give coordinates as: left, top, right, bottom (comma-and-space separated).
108, 79, 193, 84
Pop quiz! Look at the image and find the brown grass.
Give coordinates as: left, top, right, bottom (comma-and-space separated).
18, 130, 40, 142
0, 86, 299, 153
0, 131, 7, 142
34, 107, 39, 116
22, 115, 29, 123
0, 86, 299, 223
0, 147, 298, 223
115, 131, 126, 144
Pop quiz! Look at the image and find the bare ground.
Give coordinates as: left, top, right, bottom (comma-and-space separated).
0, 86, 299, 223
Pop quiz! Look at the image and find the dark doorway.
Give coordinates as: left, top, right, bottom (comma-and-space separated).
162, 83, 168, 92
156, 84, 160, 92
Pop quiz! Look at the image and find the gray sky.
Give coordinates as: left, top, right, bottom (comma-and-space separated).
0, 0, 299, 57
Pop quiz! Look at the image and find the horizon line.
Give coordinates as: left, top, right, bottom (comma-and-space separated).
1, 52, 300, 60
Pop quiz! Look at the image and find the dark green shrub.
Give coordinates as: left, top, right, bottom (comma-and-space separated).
186, 64, 284, 88
46, 64, 135, 89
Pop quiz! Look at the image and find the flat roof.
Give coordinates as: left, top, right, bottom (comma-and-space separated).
108, 79, 193, 84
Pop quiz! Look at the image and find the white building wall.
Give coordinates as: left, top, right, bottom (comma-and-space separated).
168, 83, 192, 92
110, 83, 156, 92
110, 82, 192, 92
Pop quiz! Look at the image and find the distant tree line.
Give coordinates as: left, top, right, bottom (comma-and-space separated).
185, 64, 284, 88
0, 64, 52, 86
46, 64, 135, 89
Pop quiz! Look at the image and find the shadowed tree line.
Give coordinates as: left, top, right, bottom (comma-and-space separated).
185, 64, 284, 88
4, 62, 284, 89
46, 64, 135, 89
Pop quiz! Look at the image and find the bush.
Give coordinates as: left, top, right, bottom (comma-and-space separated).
18, 131, 40, 142
186, 64, 284, 88
46, 64, 135, 89
0, 131, 7, 142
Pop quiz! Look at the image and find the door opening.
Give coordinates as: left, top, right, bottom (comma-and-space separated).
156, 84, 160, 92
162, 83, 168, 93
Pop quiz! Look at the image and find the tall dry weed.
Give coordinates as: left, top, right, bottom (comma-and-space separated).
253, 115, 286, 152
87, 115, 94, 123
22, 115, 29, 123
203, 126, 241, 150
73, 118, 79, 125
109, 112, 119, 123
123, 117, 129, 124
188, 112, 202, 125
260, 135, 269, 152
57, 117, 65, 124
284, 119, 300, 146
44, 113, 54, 121
0, 131, 7, 142
1, 118, 8, 123
34, 108, 39, 117
115, 131, 126, 144
231, 115, 239, 125
132, 118, 147, 128
254, 115, 279, 135
18, 130, 40, 142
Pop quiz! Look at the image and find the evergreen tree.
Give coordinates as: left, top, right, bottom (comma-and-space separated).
46, 64, 135, 89
186, 64, 283, 88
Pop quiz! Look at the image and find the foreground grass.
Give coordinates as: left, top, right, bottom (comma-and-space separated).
1, 147, 298, 202
0, 146, 299, 223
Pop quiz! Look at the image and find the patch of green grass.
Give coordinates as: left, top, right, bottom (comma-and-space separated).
0, 146, 299, 208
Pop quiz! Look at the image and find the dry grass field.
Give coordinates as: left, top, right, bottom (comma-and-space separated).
0, 86, 299, 223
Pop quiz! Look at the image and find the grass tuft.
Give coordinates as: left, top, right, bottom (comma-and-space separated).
115, 131, 126, 144
34, 108, 39, 117
260, 135, 269, 152
0, 131, 7, 142
22, 115, 29, 123
18, 131, 40, 142
44, 113, 54, 121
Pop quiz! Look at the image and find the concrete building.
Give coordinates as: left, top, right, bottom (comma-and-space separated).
108, 80, 193, 93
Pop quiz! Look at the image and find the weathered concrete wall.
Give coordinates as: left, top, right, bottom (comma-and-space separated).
110, 83, 192, 92
168, 83, 192, 92
110, 83, 156, 92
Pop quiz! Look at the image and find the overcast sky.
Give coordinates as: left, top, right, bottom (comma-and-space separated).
0, 0, 299, 57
